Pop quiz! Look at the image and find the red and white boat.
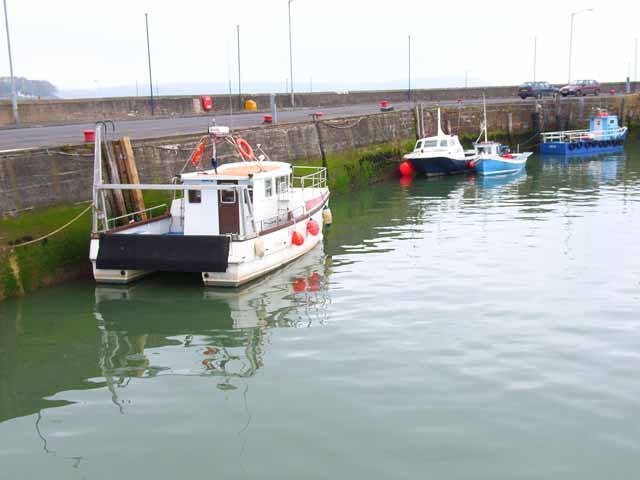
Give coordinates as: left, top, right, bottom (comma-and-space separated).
89, 124, 331, 287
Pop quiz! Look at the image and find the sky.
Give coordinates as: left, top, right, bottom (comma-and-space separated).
1, 0, 639, 96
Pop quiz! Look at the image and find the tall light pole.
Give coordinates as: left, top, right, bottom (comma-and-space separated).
634, 37, 637, 88
408, 35, 411, 102
237, 24, 242, 110
145, 13, 154, 116
2, 0, 18, 126
568, 8, 594, 85
533, 35, 537, 83
288, 0, 295, 108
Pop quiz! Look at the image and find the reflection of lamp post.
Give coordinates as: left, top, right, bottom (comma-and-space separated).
568, 8, 594, 84
288, 0, 295, 108
2, 0, 18, 125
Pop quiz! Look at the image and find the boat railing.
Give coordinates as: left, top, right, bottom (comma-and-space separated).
541, 126, 627, 143
255, 205, 305, 233
106, 204, 168, 229
292, 166, 327, 190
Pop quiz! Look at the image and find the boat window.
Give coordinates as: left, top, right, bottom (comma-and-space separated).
265, 179, 273, 197
415, 140, 423, 150
188, 190, 201, 204
276, 175, 289, 194
220, 189, 236, 204
423, 140, 438, 148
440, 139, 448, 147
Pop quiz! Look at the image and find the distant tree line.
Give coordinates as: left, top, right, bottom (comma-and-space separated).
0, 77, 57, 99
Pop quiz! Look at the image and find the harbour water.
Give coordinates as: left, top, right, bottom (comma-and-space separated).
1, 145, 640, 479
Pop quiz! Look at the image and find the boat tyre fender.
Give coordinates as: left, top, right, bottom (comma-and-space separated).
237, 138, 255, 160
569, 143, 576, 151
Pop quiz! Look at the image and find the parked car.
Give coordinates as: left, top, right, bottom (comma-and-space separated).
518, 81, 558, 99
559, 79, 600, 96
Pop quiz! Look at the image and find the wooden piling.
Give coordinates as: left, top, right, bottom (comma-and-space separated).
120, 137, 147, 220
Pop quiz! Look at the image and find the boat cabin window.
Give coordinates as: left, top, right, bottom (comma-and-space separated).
415, 140, 423, 150
188, 190, 202, 204
440, 139, 449, 147
220, 189, 236, 204
477, 145, 492, 155
265, 178, 273, 197
423, 140, 438, 148
276, 175, 289, 194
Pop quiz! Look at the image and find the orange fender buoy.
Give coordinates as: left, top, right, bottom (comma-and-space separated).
292, 231, 304, 246
399, 160, 413, 176
307, 219, 320, 236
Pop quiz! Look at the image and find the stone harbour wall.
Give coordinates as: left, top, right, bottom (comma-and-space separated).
1, 95, 638, 216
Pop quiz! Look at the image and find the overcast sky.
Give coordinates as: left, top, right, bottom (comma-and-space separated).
2, 0, 639, 93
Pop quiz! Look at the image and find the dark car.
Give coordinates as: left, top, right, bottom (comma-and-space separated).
559, 79, 600, 97
518, 81, 558, 99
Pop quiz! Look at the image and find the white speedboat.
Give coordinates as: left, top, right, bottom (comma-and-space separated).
89, 124, 331, 287
400, 109, 475, 176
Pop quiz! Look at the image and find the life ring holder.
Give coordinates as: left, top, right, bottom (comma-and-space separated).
236, 138, 255, 160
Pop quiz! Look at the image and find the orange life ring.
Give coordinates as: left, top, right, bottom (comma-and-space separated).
236, 138, 254, 160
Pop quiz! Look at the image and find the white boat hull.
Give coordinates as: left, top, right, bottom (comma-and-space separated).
90, 202, 327, 288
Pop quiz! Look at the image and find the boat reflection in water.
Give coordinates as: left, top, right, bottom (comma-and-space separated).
541, 151, 626, 183
94, 246, 331, 401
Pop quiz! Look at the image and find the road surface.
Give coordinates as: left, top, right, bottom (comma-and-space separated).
0, 95, 595, 151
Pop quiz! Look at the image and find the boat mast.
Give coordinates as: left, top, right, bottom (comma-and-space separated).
482, 93, 488, 143
436, 108, 444, 136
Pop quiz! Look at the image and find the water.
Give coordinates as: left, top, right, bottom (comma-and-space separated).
2, 147, 640, 479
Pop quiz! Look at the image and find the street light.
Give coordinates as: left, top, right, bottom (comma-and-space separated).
2, 0, 18, 126
288, 0, 295, 108
145, 13, 154, 116
568, 8, 594, 85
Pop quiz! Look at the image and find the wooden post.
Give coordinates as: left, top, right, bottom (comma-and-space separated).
120, 137, 147, 220
103, 141, 127, 220
112, 141, 135, 214
507, 112, 513, 143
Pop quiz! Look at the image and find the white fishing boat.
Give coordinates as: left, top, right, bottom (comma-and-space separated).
89, 123, 331, 287
400, 109, 476, 176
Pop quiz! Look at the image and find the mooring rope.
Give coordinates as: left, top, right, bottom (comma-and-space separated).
2, 204, 92, 251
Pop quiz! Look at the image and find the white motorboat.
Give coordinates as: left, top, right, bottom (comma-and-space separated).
89, 124, 331, 287
400, 109, 476, 176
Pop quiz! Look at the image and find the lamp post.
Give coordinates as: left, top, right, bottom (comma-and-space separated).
145, 13, 154, 116
2, 0, 18, 126
237, 24, 242, 110
288, 0, 295, 108
408, 35, 411, 102
533, 35, 537, 84
568, 8, 593, 85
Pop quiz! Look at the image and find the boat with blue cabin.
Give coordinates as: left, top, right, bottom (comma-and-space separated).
540, 110, 627, 155
470, 95, 532, 175
471, 142, 532, 175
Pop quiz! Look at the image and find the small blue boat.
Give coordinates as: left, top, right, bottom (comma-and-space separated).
471, 142, 532, 175
540, 110, 627, 156
470, 96, 533, 176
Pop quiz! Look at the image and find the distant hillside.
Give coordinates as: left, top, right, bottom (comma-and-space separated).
0, 77, 57, 99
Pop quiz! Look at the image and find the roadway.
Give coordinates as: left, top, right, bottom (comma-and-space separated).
0, 95, 590, 151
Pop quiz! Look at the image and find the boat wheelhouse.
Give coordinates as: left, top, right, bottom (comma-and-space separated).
402, 109, 475, 176
540, 110, 627, 155
89, 124, 330, 287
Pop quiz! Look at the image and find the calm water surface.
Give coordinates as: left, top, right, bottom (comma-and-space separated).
1, 145, 640, 479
